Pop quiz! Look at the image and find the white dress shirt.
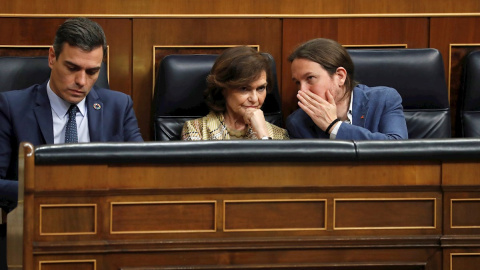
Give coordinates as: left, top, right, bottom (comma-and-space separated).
330, 91, 353, 139
46, 80, 90, 143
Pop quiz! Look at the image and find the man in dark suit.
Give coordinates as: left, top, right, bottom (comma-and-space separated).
0, 17, 143, 270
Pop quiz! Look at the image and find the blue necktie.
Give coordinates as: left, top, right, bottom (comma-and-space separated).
65, 104, 78, 143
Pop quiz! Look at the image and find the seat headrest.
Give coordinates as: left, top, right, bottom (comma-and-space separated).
348, 48, 449, 109
460, 51, 480, 112
348, 49, 451, 138
0, 56, 109, 92
457, 50, 480, 137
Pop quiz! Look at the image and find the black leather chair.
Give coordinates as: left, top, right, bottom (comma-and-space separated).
348, 49, 451, 138
457, 50, 480, 137
152, 53, 283, 141
0, 56, 109, 92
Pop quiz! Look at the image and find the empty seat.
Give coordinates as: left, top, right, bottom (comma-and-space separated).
457, 50, 480, 137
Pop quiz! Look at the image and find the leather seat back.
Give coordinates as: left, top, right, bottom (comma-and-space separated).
0, 56, 109, 92
457, 50, 480, 137
348, 49, 451, 138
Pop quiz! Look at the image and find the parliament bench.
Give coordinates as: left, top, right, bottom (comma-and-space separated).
7, 139, 480, 270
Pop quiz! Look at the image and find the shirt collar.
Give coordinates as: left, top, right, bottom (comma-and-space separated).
346, 90, 354, 124
46, 80, 87, 118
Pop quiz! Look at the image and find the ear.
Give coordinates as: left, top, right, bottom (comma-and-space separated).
335, 67, 347, 86
48, 47, 56, 68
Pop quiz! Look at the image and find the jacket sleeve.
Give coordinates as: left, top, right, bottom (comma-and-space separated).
0, 93, 14, 180
336, 88, 408, 140
122, 95, 144, 142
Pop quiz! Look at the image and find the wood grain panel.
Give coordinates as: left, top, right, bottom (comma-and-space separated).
40, 204, 96, 235
442, 162, 480, 185
133, 18, 282, 140
39, 260, 95, 270
224, 200, 326, 231
430, 17, 480, 137
121, 264, 426, 270
34, 165, 109, 191
111, 201, 216, 233
451, 199, 480, 228
105, 163, 441, 190
0, 46, 49, 57
92, 19, 132, 96
334, 198, 436, 229
95, 248, 440, 270
281, 18, 429, 119
450, 253, 480, 270
1, 0, 479, 15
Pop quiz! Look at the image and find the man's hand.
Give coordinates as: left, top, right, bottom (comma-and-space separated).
297, 89, 338, 132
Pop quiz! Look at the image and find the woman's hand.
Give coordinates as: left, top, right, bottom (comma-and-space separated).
243, 108, 269, 139
297, 89, 338, 132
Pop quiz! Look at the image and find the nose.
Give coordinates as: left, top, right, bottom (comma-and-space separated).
75, 71, 86, 87
248, 90, 258, 103
299, 81, 309, 91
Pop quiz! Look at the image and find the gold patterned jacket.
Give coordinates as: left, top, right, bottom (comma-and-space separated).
181, 112, 289, 140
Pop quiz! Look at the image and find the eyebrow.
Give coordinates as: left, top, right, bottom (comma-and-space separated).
64, 60, 101, 71
292, 72, 314, 81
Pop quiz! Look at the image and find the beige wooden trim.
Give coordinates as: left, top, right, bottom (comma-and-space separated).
39, 259, 96, 270
2, 13, 480, 19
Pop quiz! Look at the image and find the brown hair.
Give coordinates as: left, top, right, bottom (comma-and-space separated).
53, 17, 107, 59
288, 38, 357, 96
205, 46, 273, 113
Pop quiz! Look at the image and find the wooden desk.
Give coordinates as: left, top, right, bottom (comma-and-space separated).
8, 141, 480, 270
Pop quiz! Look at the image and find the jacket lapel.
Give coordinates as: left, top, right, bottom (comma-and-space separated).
33, 83, 54, 144
352, 86, 368, 128
86, 87, 104, 142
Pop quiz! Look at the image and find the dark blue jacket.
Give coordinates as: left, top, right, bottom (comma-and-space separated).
286, 84, 408, 140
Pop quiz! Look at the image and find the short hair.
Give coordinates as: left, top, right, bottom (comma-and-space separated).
53, 17, 107, 59
288, 38, 357, 95
205, 46, 273, 113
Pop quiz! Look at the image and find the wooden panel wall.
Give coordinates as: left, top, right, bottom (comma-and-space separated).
1, 13, 480, 139
430, 17, 480, 135
1, 0, 480, 14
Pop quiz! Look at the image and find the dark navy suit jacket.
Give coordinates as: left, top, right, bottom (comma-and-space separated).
0, 82, 143, 270
0, 81, 143, 207
286, 84, 408, 140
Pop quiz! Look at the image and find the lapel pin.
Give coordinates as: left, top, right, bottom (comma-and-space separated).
361, 115, 364, 119
93, 103, 102, 110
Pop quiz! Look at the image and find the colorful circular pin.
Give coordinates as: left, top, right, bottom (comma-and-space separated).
93, 103, 101, 110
